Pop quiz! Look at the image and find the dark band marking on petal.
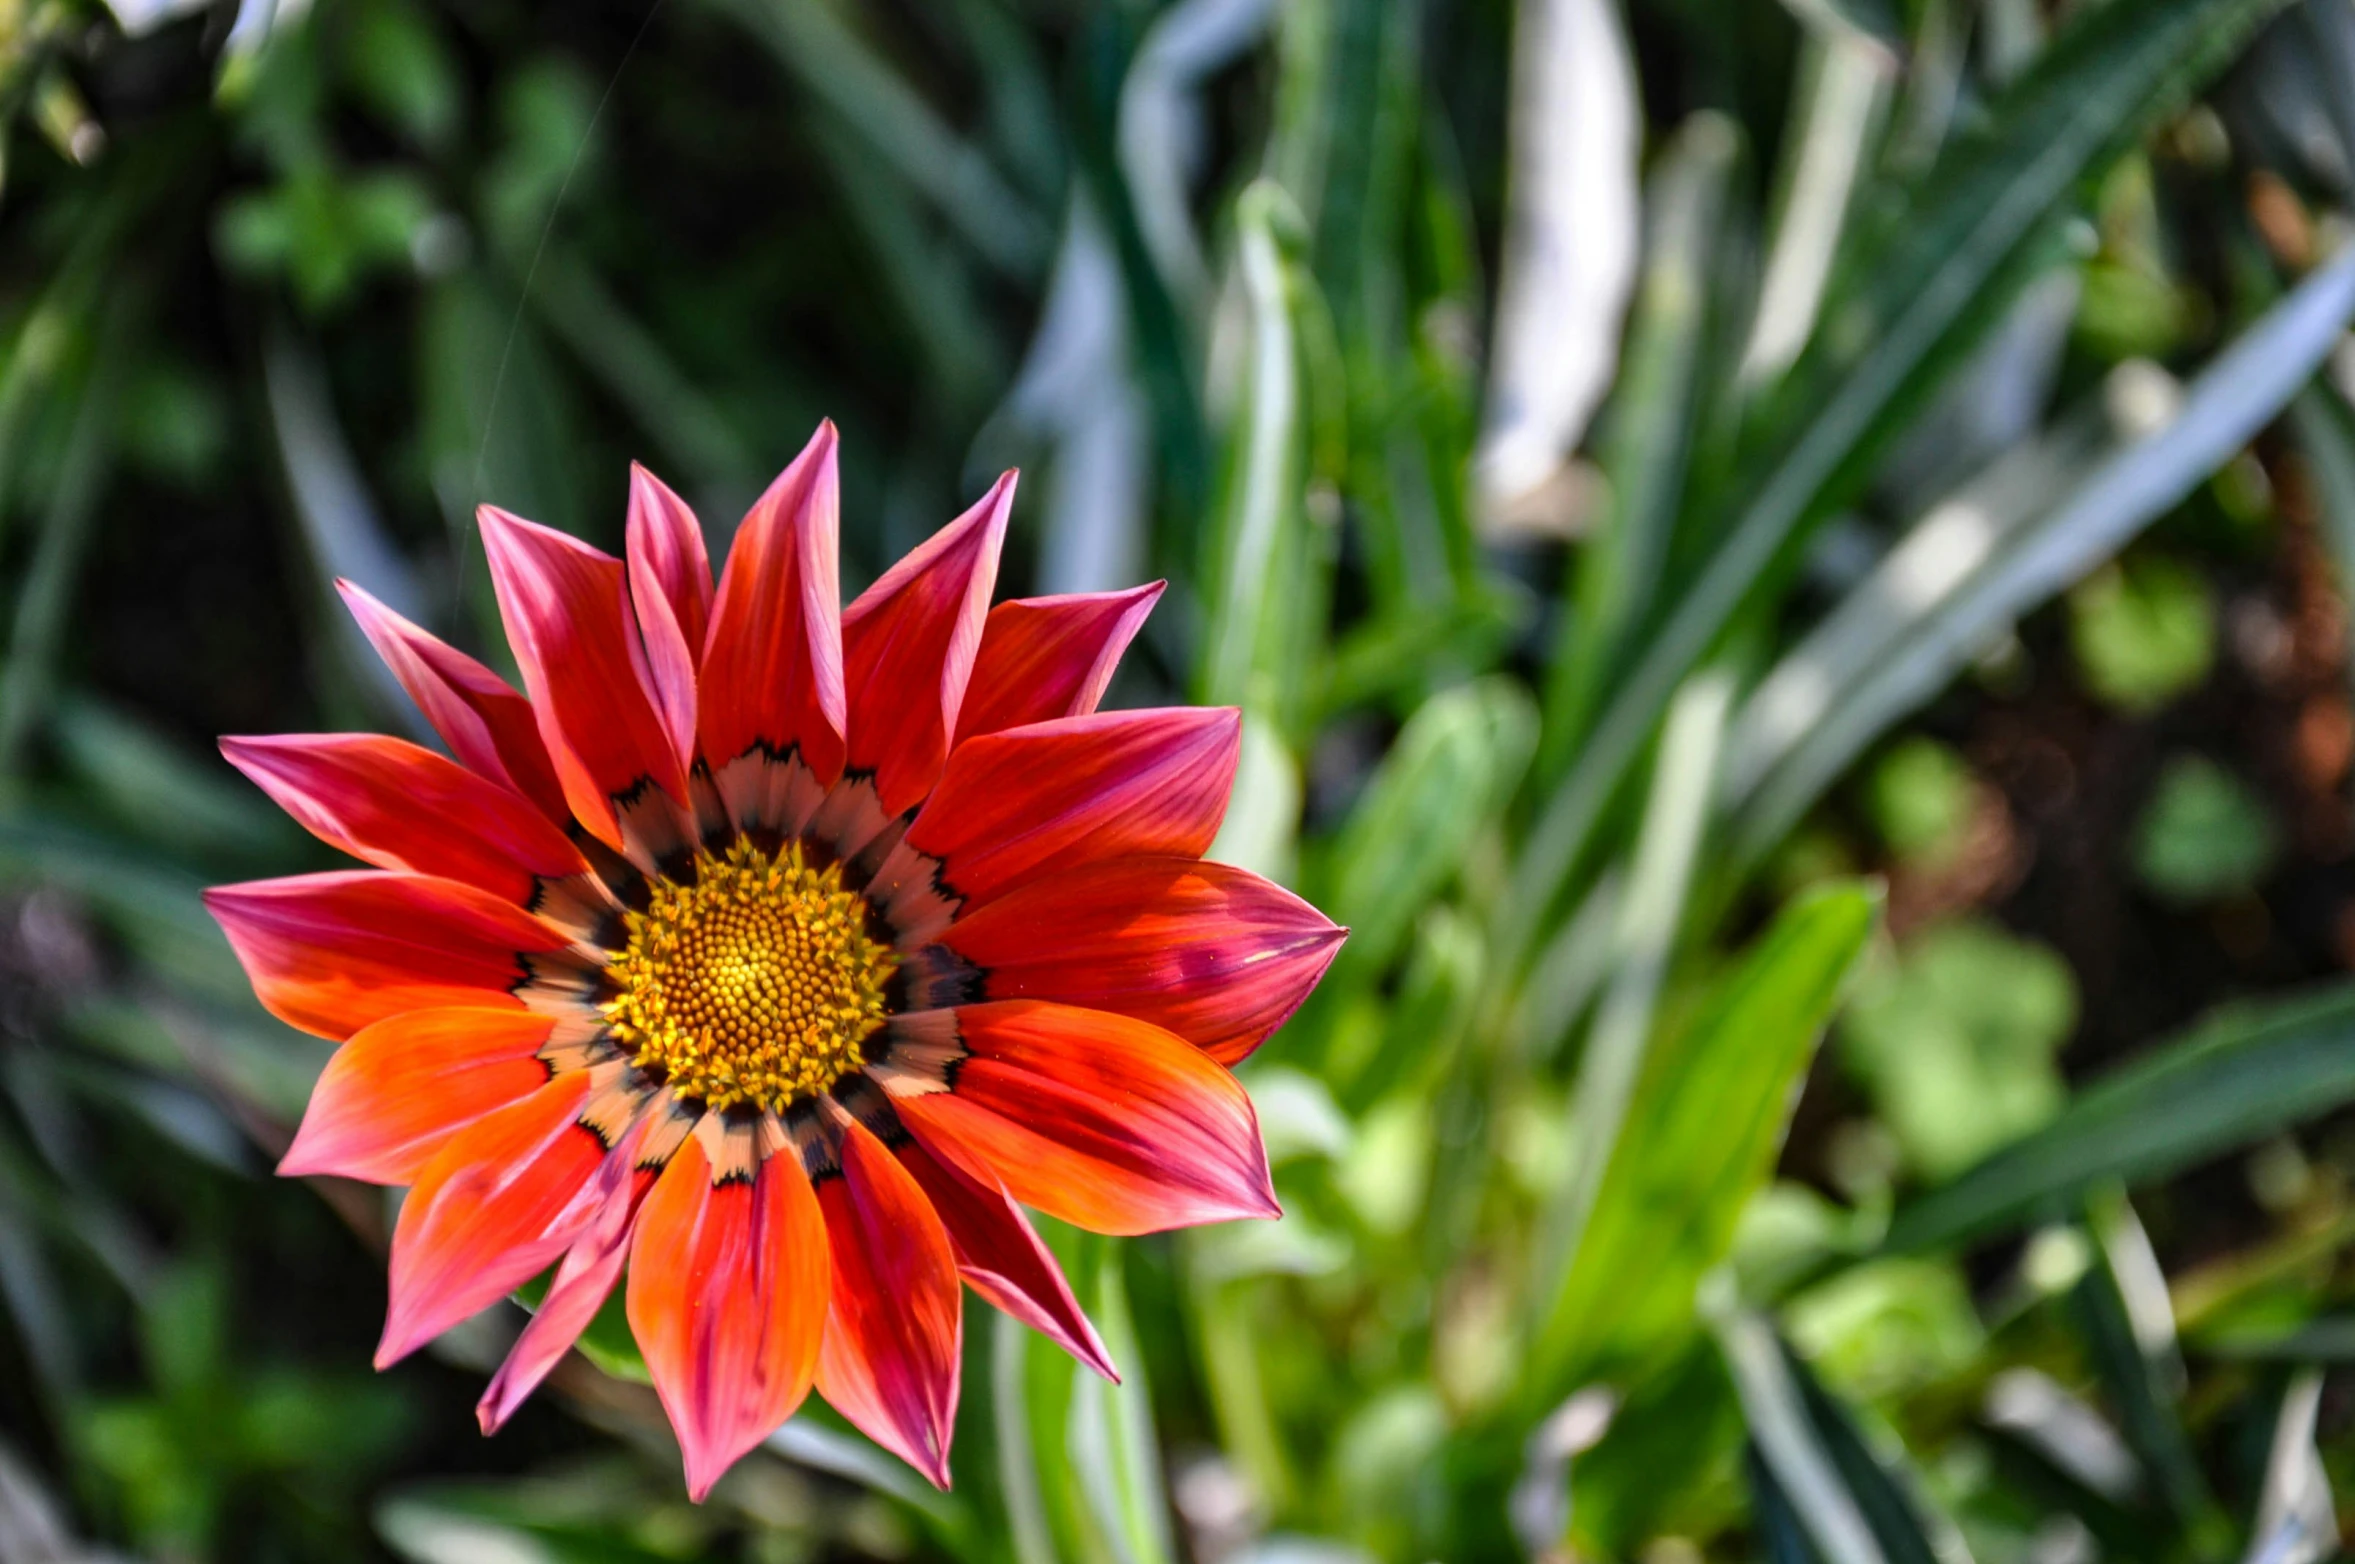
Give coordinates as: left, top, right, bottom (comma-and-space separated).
828, 1071, 912, 1148
783, 1098, 843, 1184
865, 1010, 963, 1098
892, 944, 983, 1013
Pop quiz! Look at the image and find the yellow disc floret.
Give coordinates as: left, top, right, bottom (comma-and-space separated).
605, 839, 895, 1114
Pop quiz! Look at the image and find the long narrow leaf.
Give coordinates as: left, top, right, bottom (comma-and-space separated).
1503, 0, 2295, 959
1730, 245, 2355, 865
1886, 978, 2355, 1252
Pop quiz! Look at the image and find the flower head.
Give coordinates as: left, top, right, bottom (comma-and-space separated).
207, 425, 1344, 1498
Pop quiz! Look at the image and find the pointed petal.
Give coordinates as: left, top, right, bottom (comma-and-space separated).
478, 1120, 657, 1433
699, 425, 847, 834
377, 1071, 611, 1366
479, 506, 692, 859
869, 708, 1241, 941
279, 1007, 556, 1184
629, 1135, 829, 1501
814, 1118, 962, 1487
892, 1001, 1277, 1236
842, 473, 1012, 817
221, 734, 589, 906
895, 1134, 1113, 1381
951, 583, 1163, 746
339, 581, 569, 823
627, 463, 712, 775
205, 871, 575, 1040
924, 857, 1343, 1064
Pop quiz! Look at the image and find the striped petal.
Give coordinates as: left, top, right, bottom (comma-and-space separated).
869, 708, 1240, 942
205, 872, 575, 1040
889, 1001, 1277, 1237
918, 857, 1343, 1064
377, 1071, 611, 1367
951, 583, 1163, 746
480, 505, 692, 862
841, 473, 1012, 818
896, 1134, 1113, 1381
627, 463, 712, 776
629, 1131, 829, 1501
279, 1007, 556, 1184
699, 425, 847, 836
477, 1118, 657, 1434
220, 734, 590, 908
815, 1117, 963, 1488
339, 581, 569, 824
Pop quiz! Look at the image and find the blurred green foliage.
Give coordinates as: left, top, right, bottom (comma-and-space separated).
3, 0, 2355, 1560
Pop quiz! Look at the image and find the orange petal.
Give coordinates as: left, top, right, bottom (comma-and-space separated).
951, 583, 1163, 746
841, 473, 1012, 817
629, 1136, 829, 1501
377, 1071, 610, 1366
927, 856, 1343, 1065
815, 1118, 963, 1487
221, 733, 588, 906
896, 1134, 1113, 1381
205, 871, 573, 1040
479, 506, 692, 859
279, 1007, 556, 1184
339, 581, 569, 824
699, 424, 847, 834
478, 1123, 657, 1433
872, 707, 1240, 940
627, 463, 712, 776
894, 1001, 1277, 1236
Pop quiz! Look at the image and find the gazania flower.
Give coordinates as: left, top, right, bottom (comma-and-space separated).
206, 423, 1343, 1498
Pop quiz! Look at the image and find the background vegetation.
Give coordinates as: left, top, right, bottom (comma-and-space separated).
3, 0, 2354, 1559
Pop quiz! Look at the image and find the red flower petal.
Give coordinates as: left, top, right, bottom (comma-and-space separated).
896, 1134, 1114, 1381
279, 1007, 556, 1184
871, 708, 1240, 941
221, 734, 588, 906
627, 463, 712, 776
629, 1134, 829, 1502
480, 505, 693, 859
815, 1118, 963, 1488
841, 473, 1012, 817
205, 872, 573, 1040
699, 425, 847, 835
377, 1071, 611, 1366
477, 1123, 657, 1434
339, 581, 569, 824
951, 583, 1163, 746
894, 1001, 1277, 1236
927, 857, 1343, 1065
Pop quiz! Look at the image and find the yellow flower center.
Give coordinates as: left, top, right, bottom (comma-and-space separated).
605, 839, 895, 1114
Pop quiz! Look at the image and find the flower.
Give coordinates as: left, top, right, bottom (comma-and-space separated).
206, 424, 1344, 1499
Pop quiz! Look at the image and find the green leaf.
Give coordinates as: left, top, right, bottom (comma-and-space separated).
1532, 676, 1731, 1323
1540, 112, 1742, 780
2132, 753, 2279, 903
1840, 919, 2076, 1180
1323, 677, 1535, 979
1727, 244, 2355, 869
2067, 553, 2215, 713
1534, 881, 1879, 1393
1886, 978, 2355, 1252
1739, 1328, 1961, 1564
1504, 0, 2296, 956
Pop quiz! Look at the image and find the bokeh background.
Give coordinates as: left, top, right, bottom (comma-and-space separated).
5, 0, 2355, 1559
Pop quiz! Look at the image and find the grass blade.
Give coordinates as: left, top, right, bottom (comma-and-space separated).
1531, 674, 1729, 1310
1540, 113, 1741, 779
1730, 243, 2355, 866
1886, 978, 2355, 1252
1534, 880, 1879, 1393
1504, 0, 2296, 958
